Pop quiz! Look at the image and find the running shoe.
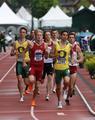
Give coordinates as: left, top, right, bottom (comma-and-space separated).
63, 89, 68, 100
65, 99, 70, 105
70, 88, 75, 97
57, 101, 63, 109
24, 90, 31, 94
45, 95, 49, 101
52, 89, 56, 93
31, 99, 36, 106
20, 96, 24, 102
24, 84, 33, 95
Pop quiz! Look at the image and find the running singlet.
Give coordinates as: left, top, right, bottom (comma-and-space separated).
30, 42, 46, 66
15, 40, 30, 62
69, 41, 78, 66
54, 41, 71, 70
44, 41, 53, 63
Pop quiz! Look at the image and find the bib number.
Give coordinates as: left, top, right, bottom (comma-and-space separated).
34, 52, 42, 61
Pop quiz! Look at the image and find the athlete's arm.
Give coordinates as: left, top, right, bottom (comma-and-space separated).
27, 40, 34, 49
10, 42, 16, 56
22, 40, 33, 67
76, 45, 84, 63
50, 42, 56, 63
44, 43, 49, 59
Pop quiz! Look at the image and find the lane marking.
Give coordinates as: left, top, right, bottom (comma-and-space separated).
76, 85, 95, 115
57, 112, 66, 116
0, 92, 19, 95
0, 62, 16, 83
0, 109, 89, 114
30, 106, 39, 120
0, 54, 9, 61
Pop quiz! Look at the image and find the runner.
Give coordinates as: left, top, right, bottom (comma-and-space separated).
68, 32, 84, 97
42, 31, 54, 101
10, 27, 30, 102
52, 30, 71, 108
51, 30, 59, 93
23, 29, 48, 106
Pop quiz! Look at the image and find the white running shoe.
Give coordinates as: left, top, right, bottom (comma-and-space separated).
52, 89, 56, 93
57, 101, 63, 109
45, 95, 49, 101
20, 96, 24, 102
63, 89, 68, 100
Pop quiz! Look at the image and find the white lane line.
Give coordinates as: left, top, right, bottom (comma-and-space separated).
30, 106, 39, 120
0, 109, 89, 114
0, 62, 16, 83
57, 112, 66, 116
0, 92, 19, 95
76, 85, 95, 115
0, 54, 9, 61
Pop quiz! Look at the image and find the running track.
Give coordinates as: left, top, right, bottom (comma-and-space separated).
0, 51, 95, 120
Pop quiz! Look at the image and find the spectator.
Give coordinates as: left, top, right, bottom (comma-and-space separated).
0, 32, 6, 52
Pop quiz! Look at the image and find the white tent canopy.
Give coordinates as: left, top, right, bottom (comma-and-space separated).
39, 6, 55, 21
0, 2, 28, 26
89, 4, 95, 11
17, 6, 38, 29
78, 5, 84, 11
39, 6, 72, 27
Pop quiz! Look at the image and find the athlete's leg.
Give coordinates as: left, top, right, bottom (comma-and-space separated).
17, 75, 25, 101
46, 74, 52, 100
16, 62, 25, 101
70, 72, 77, 96
63, 76, 70, 105
55, 70, 63, 108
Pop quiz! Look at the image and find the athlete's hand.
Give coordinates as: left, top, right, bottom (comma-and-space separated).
71, 58, 74, 65
23, 62, 27, 68
40, 79, 44, 84
10, 51, 16, 56
44, 51, 49, 59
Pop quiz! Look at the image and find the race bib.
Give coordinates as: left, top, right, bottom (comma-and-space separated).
34, 51, 42, 61
17, 46, 24, 61
18, 46, 25, 53
57, 50, 66, 64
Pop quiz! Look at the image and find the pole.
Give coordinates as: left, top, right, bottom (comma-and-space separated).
31, 15, 34, 31
31, 1, 34, 31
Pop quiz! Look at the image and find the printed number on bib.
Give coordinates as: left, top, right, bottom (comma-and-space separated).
34, 50, 42, 61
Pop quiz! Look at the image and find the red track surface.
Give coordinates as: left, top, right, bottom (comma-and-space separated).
0, 52, 95, 120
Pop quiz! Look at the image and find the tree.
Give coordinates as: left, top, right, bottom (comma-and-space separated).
76, 0, 91, 8
31, 0, 59, 18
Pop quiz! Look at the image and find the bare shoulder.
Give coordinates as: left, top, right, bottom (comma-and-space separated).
27, 40, 34, 48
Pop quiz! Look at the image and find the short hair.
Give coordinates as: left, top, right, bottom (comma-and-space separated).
51, 30, 58, 34
35, 29, 43, 36
19, 27, 27, 33
61, 30, 68, 35
68, 32, 76, 37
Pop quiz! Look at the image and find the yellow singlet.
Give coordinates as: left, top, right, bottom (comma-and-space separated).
54, 41, 71, 70
15, 40, 30, 62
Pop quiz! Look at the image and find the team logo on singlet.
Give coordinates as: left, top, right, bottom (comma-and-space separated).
57, 50, 66, 64
34, 50, 43, 61
18, 46, 25, 53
